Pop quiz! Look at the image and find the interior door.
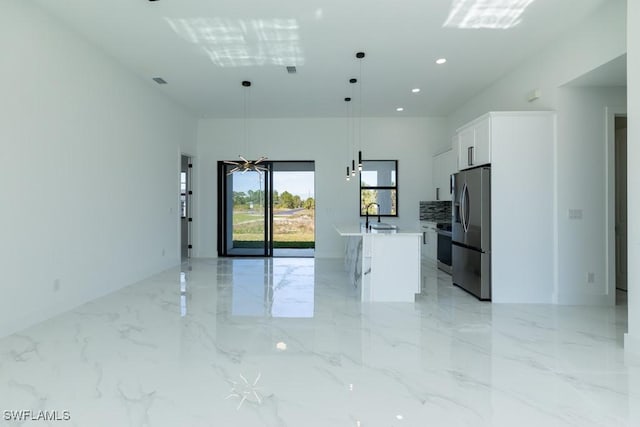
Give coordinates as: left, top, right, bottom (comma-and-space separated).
615, 118, 627, 291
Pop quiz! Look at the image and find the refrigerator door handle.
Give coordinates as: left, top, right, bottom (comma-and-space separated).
462, 183, 470, 233
460, 182, 467, 232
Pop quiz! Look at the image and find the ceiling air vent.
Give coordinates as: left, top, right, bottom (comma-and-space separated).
152, 77, 167, 84
286, 66, 297, 74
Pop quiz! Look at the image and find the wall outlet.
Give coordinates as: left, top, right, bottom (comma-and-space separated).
586, 272, 595, 284
162, 248, 166, 256
53, 278, 61, 292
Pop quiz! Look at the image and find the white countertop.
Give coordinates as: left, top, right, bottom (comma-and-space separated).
335, 224, 422, 237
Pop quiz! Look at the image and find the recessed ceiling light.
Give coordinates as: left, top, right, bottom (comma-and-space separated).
436, 58, 447, 65
396, 107, 404, 112
412, 88, 421, 93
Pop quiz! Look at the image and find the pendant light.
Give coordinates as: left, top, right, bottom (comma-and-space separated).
224, 80, 268, 175
345, 96, 352, 181
356, 52, 365, 172
349, 78, 357, 177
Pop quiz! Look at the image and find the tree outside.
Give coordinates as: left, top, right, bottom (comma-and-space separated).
231, 171, 315, 249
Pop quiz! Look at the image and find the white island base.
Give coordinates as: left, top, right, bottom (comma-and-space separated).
337, 226, 422, 302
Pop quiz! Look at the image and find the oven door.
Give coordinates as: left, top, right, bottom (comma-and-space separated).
437, 230, 452, 266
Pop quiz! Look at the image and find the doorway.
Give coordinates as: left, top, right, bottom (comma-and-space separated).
272, 162, 315, 257
218, 161, 315, 257
181, 155, 192, 260
615, 116, 627, 304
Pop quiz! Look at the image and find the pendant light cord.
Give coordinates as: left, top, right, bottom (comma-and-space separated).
359, 57, 363, 161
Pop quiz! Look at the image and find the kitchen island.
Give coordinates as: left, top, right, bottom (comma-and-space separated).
335, 225, 422, 302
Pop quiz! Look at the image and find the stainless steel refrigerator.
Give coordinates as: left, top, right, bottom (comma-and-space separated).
452, 166, 491, 300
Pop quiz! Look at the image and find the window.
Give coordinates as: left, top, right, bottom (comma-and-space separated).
360, 160, 398, 216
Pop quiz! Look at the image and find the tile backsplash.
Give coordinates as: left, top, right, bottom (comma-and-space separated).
419, 201, 452, 222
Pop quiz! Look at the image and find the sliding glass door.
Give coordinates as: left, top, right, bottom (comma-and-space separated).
271, 162, 315, 257
218, 161, 315, 257
218, 163, 272, 256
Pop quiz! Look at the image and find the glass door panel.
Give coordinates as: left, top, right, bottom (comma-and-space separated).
272, 161, 315, 257
220, 163, 272, 256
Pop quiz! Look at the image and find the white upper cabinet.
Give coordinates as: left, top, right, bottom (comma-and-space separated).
458, 126, 475, 170
432, 149, 455, 201
456, 114, 491, 170
473, 116, 491, 166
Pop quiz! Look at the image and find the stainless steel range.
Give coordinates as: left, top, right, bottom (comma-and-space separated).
436, 223, 452, 274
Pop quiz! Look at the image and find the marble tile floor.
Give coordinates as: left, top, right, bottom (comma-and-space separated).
0, 258, 638, 427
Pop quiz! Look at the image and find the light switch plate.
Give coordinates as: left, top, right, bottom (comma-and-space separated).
568, 209, 583, 220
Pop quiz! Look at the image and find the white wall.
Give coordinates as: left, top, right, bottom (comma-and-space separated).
490, 112, 556, 303
0, 1, 197, 337
445, 0, 627, 305
556, 87, 627, 304
625, 0, 640, 354
447, 0, 627, 133
195, 117, 447, 258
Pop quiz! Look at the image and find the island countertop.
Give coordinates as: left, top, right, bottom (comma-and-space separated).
334, 224, 423, 237
336, 223, 422, 302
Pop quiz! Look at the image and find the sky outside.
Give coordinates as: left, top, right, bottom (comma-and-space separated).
232, 171, 314, 199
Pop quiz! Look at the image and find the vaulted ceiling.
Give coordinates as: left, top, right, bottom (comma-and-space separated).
33, 0, 609, 117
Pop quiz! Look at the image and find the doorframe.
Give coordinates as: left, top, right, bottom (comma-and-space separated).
217, 160, 316, 257
180, 152, 194, 260
217, 161, 273, 257
605, 106, 627, 302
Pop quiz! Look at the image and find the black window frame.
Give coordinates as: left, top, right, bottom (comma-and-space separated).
359, 159, 399, 217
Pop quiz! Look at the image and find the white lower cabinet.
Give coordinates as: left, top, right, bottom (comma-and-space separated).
421, 222, 438, 261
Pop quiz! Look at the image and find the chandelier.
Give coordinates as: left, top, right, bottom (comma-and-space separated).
225, 155, 268, 174
225, 80, 268, 175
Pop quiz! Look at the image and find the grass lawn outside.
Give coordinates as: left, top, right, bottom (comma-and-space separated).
232, 208, 315, 249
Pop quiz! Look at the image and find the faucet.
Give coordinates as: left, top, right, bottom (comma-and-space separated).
365, 202, 381, 229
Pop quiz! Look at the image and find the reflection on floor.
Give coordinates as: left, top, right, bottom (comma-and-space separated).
0, 258, 637, 426
273, 248, 315, 258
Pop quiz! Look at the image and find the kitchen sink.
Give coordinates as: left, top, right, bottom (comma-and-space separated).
369, 222, 397, 230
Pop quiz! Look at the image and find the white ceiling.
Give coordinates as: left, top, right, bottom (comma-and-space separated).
33, 0, 609, 118
565, 54, 627, 87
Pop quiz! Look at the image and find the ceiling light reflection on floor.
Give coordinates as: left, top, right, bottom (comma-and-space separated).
165, 17, 305, 67
443, 0, 536, 29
